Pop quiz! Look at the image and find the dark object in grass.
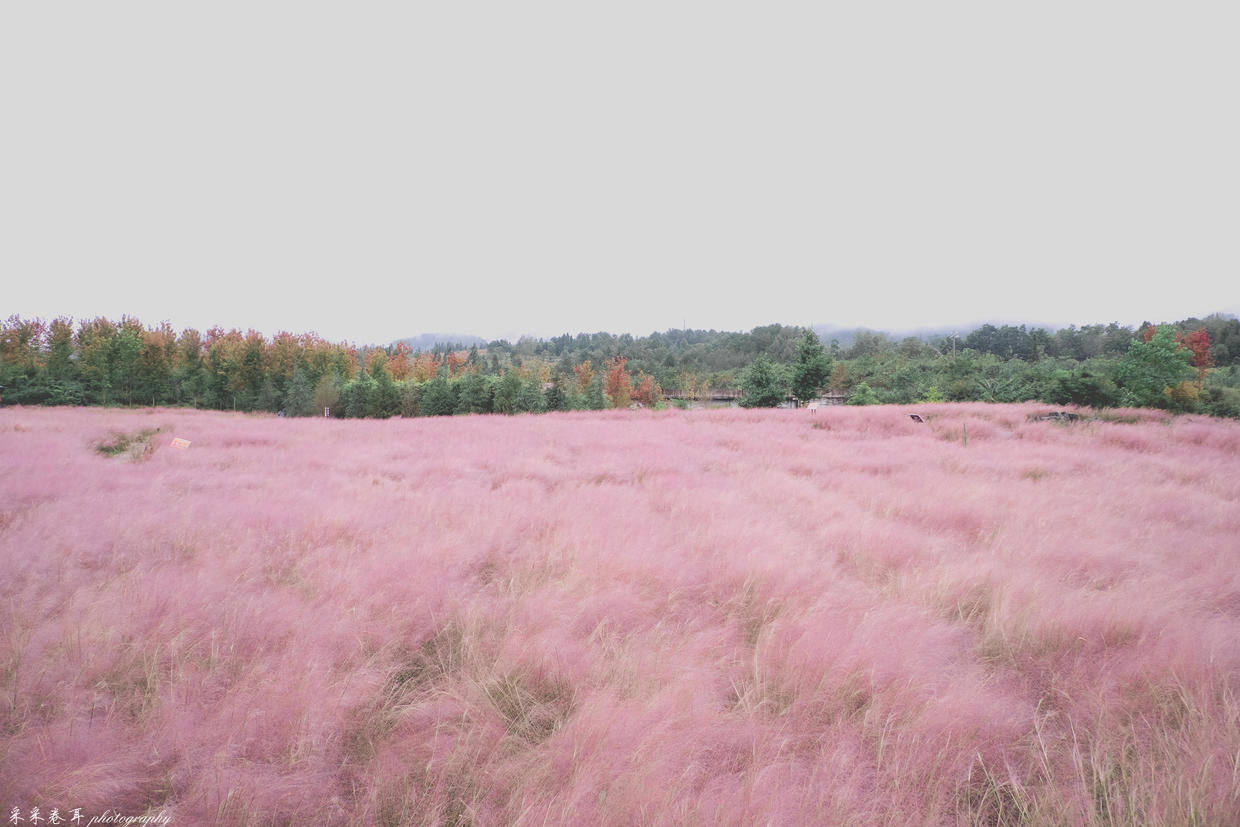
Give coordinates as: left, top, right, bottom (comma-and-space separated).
95, 427, 162, 459
1032, 411, 1081, 423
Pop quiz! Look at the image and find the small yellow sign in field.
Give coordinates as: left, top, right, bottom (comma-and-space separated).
170, 437, 191, 449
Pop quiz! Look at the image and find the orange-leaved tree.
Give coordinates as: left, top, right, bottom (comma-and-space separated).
573, 360, 594, 393
444, 349, 467, 378
410, 351, 439, 383
604, 357, 632, 408
632, 371, 661, 407
387, 342, 413, 381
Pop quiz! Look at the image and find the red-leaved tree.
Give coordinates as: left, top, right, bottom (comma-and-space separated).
1177, 327, 1214, 389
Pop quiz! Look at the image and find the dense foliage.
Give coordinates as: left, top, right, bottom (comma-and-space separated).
2, 313, 1238, 418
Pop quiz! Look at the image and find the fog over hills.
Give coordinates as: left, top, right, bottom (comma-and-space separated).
392, 312, 1239, 351
393, 333, 489, 351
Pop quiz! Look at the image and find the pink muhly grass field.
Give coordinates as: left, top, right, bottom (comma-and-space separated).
2, 403, 1239, 825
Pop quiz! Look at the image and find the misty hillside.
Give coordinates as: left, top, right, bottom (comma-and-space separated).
393, 332, 488, 351
396, 323, 1067, 352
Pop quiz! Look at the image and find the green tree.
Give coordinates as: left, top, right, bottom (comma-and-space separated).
0, 318, 53, 404
1202, 386, 1240, 419
585, 374, 606, 410
456, 372, 495, 414
1048, 368, 1117, 408
108, 318, 144, 405
846, 381, 880, 405
204, 328, 242, 410
77, 318, 117, 404
790, 331, 832, 405
544, 379, 568, 412
518, 377, 547, 413
738, 356, 789, 408
367, 351, 400, 418
133, 322, 177, 406
284, 366, 314, 416
493, 371, 523, 415
313, 372, 341, 416
846, 330, 890, 359
419, 374, 458, 416
45, 317, 77, 381
237, 330, 268, 408
343, 373, 374, 418
1115, 326, 1192, 407
0, 316, 44, 381
175, 329, 208, 406
257, 376, 282, 412
399, 381, 420, 417
973, 359, 1038, 403
43, 317, 84, 405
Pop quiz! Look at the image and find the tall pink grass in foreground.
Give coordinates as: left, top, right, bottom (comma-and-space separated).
2, 403, 1238, 825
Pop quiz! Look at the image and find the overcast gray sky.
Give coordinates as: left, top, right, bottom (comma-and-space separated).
3, 3, 1236, 344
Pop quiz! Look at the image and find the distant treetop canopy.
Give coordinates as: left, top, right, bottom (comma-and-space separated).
1, 314, 1237, 418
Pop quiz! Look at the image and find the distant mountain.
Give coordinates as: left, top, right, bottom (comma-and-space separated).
393, 333, 488, 351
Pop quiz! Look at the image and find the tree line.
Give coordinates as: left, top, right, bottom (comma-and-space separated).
1, 313, 1238, 418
